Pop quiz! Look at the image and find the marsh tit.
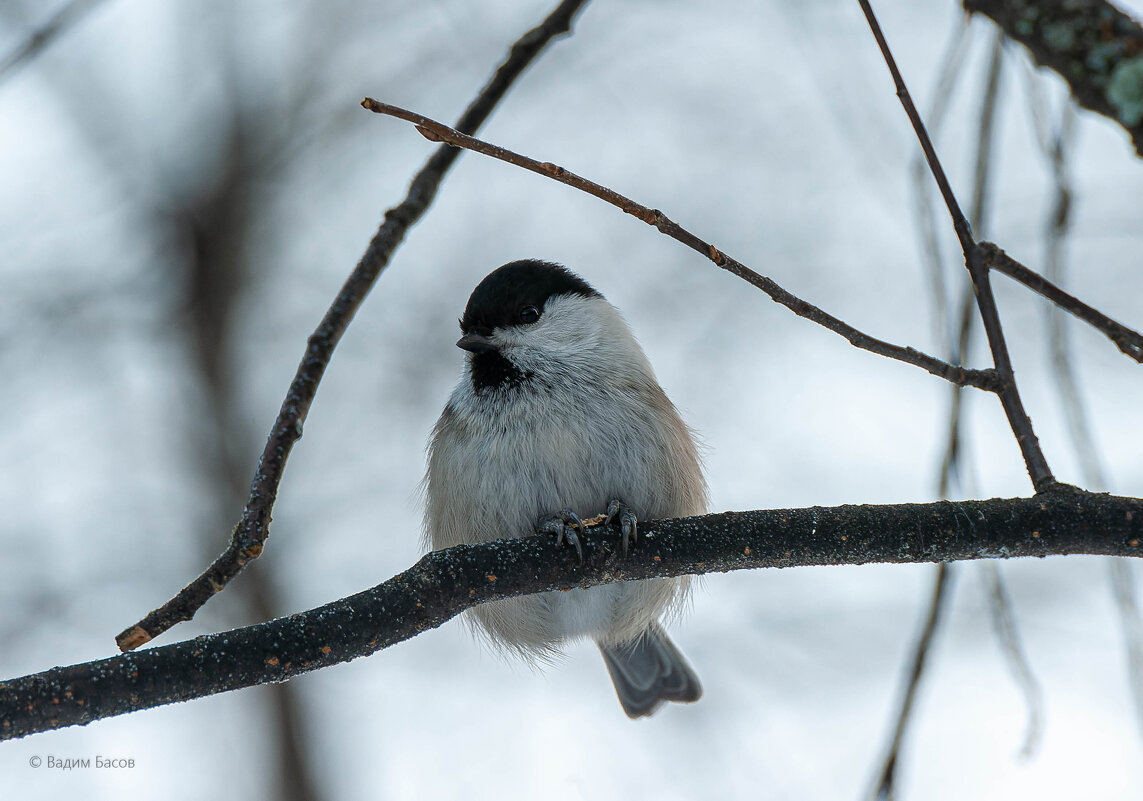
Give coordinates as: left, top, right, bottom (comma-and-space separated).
424, 259, 706, 718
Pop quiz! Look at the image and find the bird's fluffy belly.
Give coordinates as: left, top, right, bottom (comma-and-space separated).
434, 385, 686, 652
549, 583, 623, 639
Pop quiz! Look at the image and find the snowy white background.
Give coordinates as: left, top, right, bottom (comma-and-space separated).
2, 1, 1142, 799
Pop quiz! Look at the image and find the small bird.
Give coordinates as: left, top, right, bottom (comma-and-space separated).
424, 259, 706, 718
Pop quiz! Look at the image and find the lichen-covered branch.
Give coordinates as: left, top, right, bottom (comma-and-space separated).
965, 0, 1143, 156
5, 487, 1141, 741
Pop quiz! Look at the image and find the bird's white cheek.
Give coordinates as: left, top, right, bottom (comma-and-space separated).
504, 329, 601, 372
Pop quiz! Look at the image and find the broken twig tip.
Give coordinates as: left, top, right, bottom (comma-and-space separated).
115, 626, 152, 653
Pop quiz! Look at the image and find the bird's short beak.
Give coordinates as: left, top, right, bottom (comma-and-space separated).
456, 332, 497, 353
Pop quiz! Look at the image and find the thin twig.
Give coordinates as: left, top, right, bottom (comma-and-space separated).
8, 490, 1143, 741
361, 99, 1002, 393
856, 0, 1055, 492
0, 0, 104, 82
114, 0, 593, 652
982, 242, 1143, 364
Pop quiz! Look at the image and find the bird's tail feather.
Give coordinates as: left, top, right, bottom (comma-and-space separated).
598, 623, 702, 719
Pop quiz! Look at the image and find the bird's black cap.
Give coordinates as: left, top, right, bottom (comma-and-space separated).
460, 260, 600, 335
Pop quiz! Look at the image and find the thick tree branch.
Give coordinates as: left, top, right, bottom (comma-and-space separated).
6, 489, 1142, 741
360, 99, 1002, 393
964, 0, 1143, 157
114, 0, 592, 653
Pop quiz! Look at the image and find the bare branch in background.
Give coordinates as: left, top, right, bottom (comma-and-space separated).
0, 0, 104, 83
965, 31, 1045, 760
171, 62, 323, 798
870, 563, 953, 801
874, 23, 995, 792
937, 22, 1006, 507
1024, 73, 1143, 743
964, 0, 1143, 157
114, 0, 593, 653
873, 30, 1042, 797
912, 16, 972, 352
983, 561, 1044, 756
875, 29, 985, 798
1111, 561, 1143, 737
1034, 90, 1099, 481
970, 30, 1006, 238
5, 489, 1143, 742
361, 99, 1003, 393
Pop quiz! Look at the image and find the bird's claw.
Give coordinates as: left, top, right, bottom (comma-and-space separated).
605, 499, 638, 556
537, 508, 585, 563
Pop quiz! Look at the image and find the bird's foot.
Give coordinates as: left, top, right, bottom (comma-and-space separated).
604, 498, 638, 556
537, 508, 585, 563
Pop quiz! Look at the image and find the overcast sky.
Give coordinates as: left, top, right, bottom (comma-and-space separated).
2, 1, 1143, 799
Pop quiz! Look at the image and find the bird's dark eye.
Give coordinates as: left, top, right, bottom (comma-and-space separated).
519, 305, 541, 324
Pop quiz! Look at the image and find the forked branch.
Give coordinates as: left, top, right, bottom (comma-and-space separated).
857, 0, 1055, 491
982, 241, 1143, 363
